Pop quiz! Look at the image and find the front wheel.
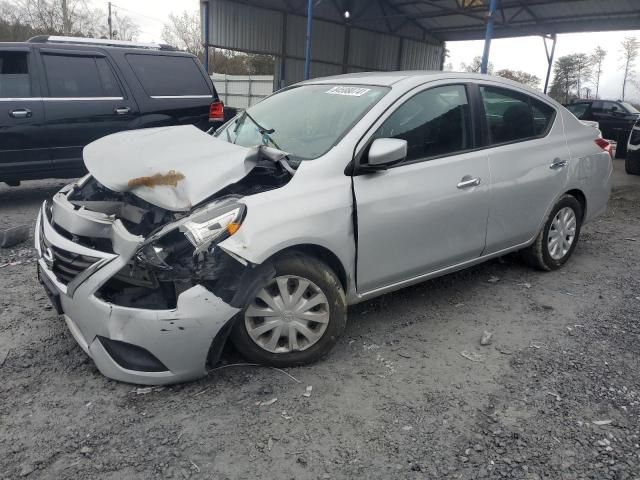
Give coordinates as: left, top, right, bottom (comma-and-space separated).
230, 254, 347, 367
523, 195, 583, 271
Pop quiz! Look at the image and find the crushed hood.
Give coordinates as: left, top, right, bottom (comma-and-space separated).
83, 125, 257, 211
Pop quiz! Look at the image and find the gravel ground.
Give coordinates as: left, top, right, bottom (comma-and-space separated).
1, 160, 639, 480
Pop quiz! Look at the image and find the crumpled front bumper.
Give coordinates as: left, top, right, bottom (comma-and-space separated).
35, 182, 239, 385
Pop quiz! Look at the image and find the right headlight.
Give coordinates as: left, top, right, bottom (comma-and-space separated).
135, 201, 246, 271
180, 204, 245, 254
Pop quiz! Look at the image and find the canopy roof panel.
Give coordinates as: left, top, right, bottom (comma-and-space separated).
233, 0, 640, 42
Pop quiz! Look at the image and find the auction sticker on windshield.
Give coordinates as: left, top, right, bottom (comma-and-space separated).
325, 86, 371, 96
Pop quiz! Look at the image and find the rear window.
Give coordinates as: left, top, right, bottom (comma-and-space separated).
126, 54, 211, 97
42, 54, 122, 98
0, 51, 30, 97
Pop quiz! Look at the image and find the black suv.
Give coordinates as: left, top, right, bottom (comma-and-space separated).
565, 99, 640, 158
0, 36, 228, 185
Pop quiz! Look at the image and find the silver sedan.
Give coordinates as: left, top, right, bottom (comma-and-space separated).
36, 72, 612, 384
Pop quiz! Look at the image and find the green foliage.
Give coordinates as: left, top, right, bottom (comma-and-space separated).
495, 69, 541, 89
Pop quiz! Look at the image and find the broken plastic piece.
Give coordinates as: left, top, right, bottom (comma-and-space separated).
0, 224, 29, 248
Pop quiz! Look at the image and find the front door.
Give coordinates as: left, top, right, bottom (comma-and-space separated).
0, 48, 48, 182
38, 49, 139, 177
353, 84, 490, 293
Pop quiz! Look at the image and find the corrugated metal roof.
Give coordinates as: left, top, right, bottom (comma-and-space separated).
211, 0, 640, 42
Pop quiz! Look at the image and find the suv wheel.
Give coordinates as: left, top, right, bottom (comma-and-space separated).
625, 155, 640, 175
523, 195, 583, 271
231, 254, 346, 367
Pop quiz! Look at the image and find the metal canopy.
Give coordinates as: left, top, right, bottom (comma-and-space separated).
226, 0, 640, 42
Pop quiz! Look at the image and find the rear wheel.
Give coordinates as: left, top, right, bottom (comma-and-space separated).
230, 254, 346, 367
523, 195, 582, 271
625, 155, 640, 175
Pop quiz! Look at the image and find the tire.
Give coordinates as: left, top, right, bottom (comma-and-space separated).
230, 254, 347, 367
523, 195, 583, 271
625, 154, 640, 175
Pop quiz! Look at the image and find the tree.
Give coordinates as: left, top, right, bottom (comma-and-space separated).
590, 46, 607, 99
572, 53, 592, 98
495, 69, 541, 89
549, 55, 580, 104
109, 12, 140, 41
161, 11, 203, 57
620, 37, 639, 101
0, 0, 139, 41
16, 0, 103, 37
460, 56, 493, 74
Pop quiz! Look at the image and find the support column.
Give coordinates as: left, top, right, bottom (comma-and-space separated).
304, 0, 314, 80
203, 1, 210, 74
480, 0, 498, 74
543, 34, 557, 94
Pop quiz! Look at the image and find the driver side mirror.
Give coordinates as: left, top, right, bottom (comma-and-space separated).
367, 138, 408, 167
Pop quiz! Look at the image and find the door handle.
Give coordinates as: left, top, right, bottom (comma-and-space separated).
114, 107, 131, 115
9, 108, 32, 119
457, 176, 481, 189
550, 158, 567, 169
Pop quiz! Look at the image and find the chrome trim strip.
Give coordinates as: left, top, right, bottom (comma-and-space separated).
150, 95, 212, 99
0, 97, 123, 101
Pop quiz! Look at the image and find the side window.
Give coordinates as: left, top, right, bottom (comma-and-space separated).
566, 103, 589, 119
601, 101, 618, 112
42, 54, 122, 98
531, 98, 555, 136
126, 54, 211, 97
0, 51, 30, 97
374, 84, 472, 162
481, 87, 534, 144
480, 87, 554, 144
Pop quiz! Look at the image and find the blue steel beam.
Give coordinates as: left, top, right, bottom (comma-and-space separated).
304, 0, 314, 80
480, 0, 498, 74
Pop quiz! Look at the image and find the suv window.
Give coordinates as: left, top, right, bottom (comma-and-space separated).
0, 51, 30, 97
481, 86, 554, 144
126, 54, 211, 97
42, 54, 122, 98
566, 102, 590, 119
374, 84, 472, 162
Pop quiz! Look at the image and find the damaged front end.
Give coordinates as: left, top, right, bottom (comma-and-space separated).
36, 127, 294, 384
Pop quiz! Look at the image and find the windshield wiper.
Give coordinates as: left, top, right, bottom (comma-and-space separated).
233, 110, 279, 146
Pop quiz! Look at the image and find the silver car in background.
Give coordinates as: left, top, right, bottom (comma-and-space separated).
35, 72, 612, 384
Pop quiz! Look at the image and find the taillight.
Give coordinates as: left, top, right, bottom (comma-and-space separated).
594, 138, 612, 157
209, 100, 224, 122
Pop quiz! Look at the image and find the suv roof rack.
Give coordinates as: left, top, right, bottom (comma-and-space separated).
27, 35, 178, 51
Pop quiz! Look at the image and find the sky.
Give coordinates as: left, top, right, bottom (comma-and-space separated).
94, 1, 640, 102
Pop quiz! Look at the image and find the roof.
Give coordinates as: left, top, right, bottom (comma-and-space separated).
235, 0, 640, 42
299, 71, 553, 100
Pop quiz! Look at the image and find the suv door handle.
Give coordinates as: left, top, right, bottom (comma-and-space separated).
457, 176, 481, 189
114, 107, 131, 115
9, 108, 32, 119
550, 158, 567, 169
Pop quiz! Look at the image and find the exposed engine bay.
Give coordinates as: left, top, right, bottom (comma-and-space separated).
63, 146, 293, 311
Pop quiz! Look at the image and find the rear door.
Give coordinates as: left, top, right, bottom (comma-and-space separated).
0, 47, 48, 181
38, 48, 139, 176
123, 53, 214, 131
480, 85, 570, 254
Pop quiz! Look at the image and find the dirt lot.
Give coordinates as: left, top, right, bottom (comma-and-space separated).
1, 160, 639, 480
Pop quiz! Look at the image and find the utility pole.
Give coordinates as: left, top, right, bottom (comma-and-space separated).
108, 2, 113, 39
62, 0, 70, 35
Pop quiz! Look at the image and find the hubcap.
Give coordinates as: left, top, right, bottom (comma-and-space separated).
547, 207, 577, 260
244, 275, 330, 353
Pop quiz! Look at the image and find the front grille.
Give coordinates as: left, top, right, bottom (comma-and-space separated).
50, 246, 100, 285
40, 223, 100, 285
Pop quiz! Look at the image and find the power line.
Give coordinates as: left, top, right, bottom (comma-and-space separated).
110, 3, 165, 24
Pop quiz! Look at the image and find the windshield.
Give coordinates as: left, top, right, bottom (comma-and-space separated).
216, 84, 389, 160
621, 102, 640, 114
